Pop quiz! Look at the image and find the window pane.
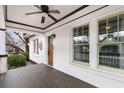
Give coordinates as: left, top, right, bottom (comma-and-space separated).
78, 27, 83, 36
119, 14, 124, 42
77, 27, 83, 44
119, 43, 124, 69
73, 28, 78, 37
73, 25, 89, 44
74, 45, 89, 63
108, 16, 118, 42
74, 45, 82, 61
82, 25, 89, 44
84, 25, 89, 36
99, 20, 107, 42
73, 28, 78, 44
99, 43, 124, 69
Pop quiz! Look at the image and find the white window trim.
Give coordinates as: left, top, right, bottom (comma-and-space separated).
97, 12, 124, 75
70, 23, 90, 67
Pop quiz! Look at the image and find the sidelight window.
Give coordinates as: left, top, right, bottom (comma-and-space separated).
33, 39, 39, 54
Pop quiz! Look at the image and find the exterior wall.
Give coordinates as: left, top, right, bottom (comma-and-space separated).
29, 34, 47, 64
0, 31, 8, 74
29, 5, 124, 87
45, 5, 124, 87
0, 5, 8, 74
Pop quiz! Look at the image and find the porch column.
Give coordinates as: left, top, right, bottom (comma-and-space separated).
89, 20, 98, 69
0, 5, 8, 74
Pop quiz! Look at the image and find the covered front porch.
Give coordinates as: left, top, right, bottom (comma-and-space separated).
1, 5, 124, 88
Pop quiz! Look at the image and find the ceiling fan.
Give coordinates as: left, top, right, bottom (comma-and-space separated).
25, 5, 60, 23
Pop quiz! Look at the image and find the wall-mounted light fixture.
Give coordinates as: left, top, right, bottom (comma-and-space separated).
50, 34, 56, 39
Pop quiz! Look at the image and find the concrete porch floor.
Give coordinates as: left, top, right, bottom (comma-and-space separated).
0, 64, 96, 88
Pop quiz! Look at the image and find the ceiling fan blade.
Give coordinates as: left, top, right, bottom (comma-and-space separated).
41, 16, 45, 23
34, 5, 42, 11
49, 10, 60, 14
47, 13, 57, 22
25, 12, 42, 15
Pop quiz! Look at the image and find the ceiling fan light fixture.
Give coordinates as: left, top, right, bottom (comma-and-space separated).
26, 5, 60, 24
42, 12, 47, 16
41, 16, 45, 23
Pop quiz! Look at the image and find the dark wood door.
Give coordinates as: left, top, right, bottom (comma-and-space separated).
48, 37, 53, 66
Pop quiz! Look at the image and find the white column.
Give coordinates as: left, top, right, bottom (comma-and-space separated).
0, 6, 5, 29
0, 31, 8, 74
89, 20, 98, 69
0, 5, 8, 74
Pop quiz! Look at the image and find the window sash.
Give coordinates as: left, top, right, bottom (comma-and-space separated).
98, 14, 124, 70
73, 44, 89, 63
33, 39, 39, 54
72, 24, 89, 63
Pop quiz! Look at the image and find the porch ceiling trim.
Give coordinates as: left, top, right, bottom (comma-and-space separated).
5, 5, 89, 30
44, 5, 109, 33
6, 26, 44, 34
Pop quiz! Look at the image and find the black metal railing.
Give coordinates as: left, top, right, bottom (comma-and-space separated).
99, 53, 120, 68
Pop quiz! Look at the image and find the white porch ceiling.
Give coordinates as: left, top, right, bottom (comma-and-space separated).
6, 5, 82, 29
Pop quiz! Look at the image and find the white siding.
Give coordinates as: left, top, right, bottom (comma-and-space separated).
29, 34, 47, 64
0, 5, 5, 29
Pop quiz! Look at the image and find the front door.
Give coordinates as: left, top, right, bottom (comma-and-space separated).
48, 37, 53, 66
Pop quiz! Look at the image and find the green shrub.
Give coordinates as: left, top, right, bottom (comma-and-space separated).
8, 54, 26, 68
22, 52, 29, 61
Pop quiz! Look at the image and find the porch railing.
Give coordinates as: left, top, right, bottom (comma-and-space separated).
99, 53, 120, 68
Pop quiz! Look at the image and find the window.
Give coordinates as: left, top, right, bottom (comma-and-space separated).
73, 24, 89, 64
99, 14, 124, 70
33, 39, 39, 54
